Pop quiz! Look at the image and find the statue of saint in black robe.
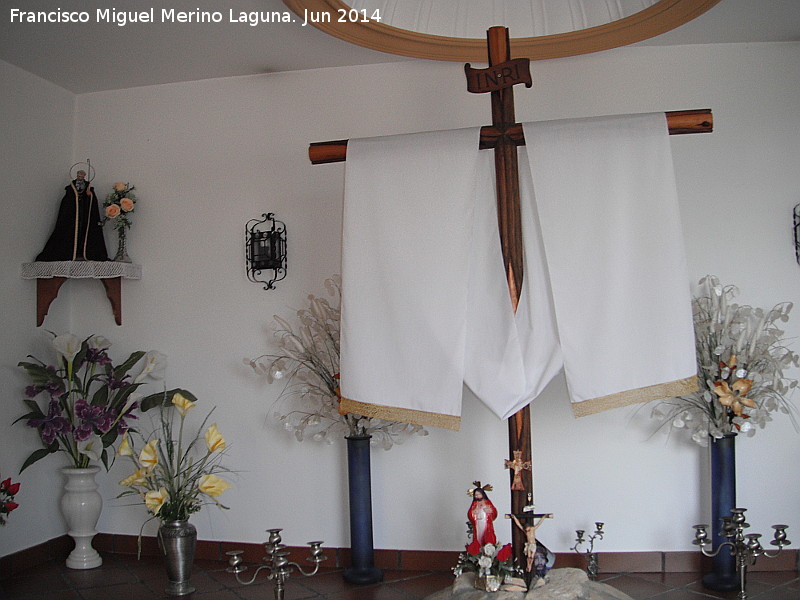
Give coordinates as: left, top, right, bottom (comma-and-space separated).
36, 172, 109, 261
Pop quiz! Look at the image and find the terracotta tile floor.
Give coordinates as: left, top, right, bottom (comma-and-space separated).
1, 554, 798, 599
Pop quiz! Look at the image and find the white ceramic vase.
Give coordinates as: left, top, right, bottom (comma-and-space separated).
60, 466, 103, 569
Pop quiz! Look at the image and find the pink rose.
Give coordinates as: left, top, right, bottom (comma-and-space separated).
113, 182, 127, 192
106, 204, 121, 218
119, 197, 135, 212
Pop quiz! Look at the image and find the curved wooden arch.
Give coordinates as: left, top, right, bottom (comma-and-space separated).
283, 0, 722, 62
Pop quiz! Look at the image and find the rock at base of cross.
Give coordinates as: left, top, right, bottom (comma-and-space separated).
424, 569, 634, 600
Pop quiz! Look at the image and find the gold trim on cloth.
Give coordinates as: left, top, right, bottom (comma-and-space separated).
339, 397, 461, 431
571, 375, 698, 418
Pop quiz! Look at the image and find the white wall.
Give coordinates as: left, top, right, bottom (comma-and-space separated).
2, 41, 800, 560
0, 60, 75, 555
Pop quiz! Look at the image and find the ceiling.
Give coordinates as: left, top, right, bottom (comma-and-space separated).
1, 0, 798, 94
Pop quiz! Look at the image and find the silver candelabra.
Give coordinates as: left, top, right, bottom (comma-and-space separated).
692, 508, 790, 600
226, 528, 327, 600
570, 522, 604, 580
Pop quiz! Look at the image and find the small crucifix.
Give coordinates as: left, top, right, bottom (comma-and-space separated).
506, 511, 555, 587
504, 449, 532, 492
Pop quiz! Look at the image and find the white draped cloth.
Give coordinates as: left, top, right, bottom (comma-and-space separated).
340, 113, 697, 430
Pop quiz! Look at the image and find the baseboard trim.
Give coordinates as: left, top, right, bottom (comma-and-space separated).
3, 533, 798, 580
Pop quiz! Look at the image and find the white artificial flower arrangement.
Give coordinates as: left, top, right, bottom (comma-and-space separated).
651, 276, 798, 446
246, 275, 427, 449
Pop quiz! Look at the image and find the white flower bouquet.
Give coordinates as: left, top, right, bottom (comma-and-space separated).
651, 276, 798, 445
246, 275, 427, 449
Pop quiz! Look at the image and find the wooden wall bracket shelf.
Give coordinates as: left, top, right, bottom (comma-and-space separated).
21, 261, 142, 326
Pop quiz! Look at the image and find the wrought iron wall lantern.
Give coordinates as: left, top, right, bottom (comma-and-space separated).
246, 213, 287, 290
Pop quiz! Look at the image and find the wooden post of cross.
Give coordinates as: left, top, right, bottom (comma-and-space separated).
465, 25, 536, 573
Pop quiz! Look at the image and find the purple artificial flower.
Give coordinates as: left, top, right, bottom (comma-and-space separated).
74, 398, 95, 417
74, 399, 114, 435
86, 348, 112, 365
73, 422, 94, 442
27, 400, 71, 445
98, 410, 115, 433
25, 367, 64, 399
111, 402, 139, 434
102, 373, 131, 390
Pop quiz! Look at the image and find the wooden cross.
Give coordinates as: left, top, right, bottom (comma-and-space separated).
464, 26, 535, 568
306, 26, 712, 574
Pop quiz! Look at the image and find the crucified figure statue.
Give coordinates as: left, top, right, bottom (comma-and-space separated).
508, 513, 553, 576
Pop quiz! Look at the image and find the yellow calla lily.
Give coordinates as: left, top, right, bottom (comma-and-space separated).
144, 487, 169, 515
198, 474, 232, 498
119, 468, 149, 487
172, 392, 195, 417
139, 440, 159, 470
117, 432, 133, 457
204, 424, 226, 453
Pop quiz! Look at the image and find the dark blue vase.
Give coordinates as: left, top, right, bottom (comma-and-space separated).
702, 433, 738, 591
343, 435, 383, 585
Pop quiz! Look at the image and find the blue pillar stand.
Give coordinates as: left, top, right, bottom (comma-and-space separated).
343, 435, 383, 585
702, 433, 738, 591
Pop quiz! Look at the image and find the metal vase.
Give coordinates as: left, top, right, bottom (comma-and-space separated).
113, 226, 131, 262
158, 519, 197, 596
475, 574, 502, 592
60, 466, 103, 570
702, 433, 738, 591
343, 435, 383, 585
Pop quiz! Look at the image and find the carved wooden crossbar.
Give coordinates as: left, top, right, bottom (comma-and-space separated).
308, 109, 712, 164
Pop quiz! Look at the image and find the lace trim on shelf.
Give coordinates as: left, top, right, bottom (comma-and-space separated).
21, 261, 142, 280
